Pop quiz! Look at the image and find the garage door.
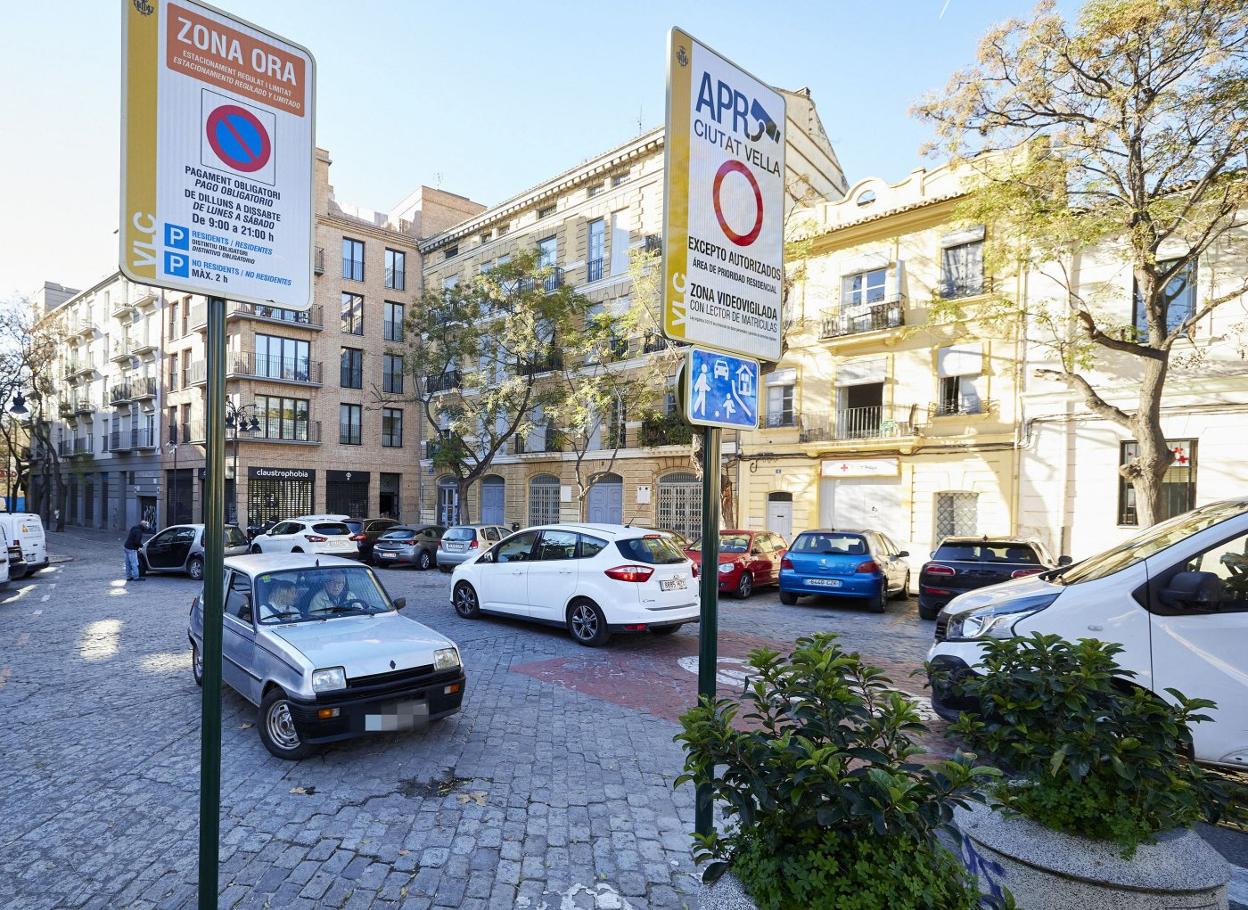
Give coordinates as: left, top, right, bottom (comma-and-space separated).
819, 477, 903, 543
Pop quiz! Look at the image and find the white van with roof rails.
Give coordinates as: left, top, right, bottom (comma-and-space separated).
928, 498, 1248, 768
0, 512, 48, 578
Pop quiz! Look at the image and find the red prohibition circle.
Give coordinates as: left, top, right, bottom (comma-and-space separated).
712, 159, 764, 247
205, 104, 271, 173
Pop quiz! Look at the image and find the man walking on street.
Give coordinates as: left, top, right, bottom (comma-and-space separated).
124, 519, 151, 581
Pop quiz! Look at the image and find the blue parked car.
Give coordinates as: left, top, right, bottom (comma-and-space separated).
779, 529, 910, 612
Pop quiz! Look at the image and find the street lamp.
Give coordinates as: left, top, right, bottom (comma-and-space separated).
224, 401, 261, 526
7, 393, 29, 513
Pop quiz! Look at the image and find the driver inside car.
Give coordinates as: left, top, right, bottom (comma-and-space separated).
259, 579, 300, 622
308, 569, 351, 615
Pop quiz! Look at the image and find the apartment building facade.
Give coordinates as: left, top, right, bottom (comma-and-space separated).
38, 149, 481, 531
736, 161, 1023, 572
418, 89, 847, 538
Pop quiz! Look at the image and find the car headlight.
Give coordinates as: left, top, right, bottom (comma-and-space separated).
311, 667, 347, 692
718, 563, 734, 574
945, 593, 1058, 641
434, 648, 461, 672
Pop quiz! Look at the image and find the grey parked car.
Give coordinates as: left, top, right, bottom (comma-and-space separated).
187, 553, 466, 759
435, 524, 510, 571
139, 524, 249, 579
372, 525, 446, 570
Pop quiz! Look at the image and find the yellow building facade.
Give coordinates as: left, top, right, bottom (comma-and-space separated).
738, 161, 1023, 575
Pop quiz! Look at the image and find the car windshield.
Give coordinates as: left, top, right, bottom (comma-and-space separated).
616, 536, 687, 564
1056, 500, 1248, 585
688, 533, 749, 553
255, 567, 392, 624
933, 542, 1040, 563
444, 527, 476, 541
791, 533, 868, 555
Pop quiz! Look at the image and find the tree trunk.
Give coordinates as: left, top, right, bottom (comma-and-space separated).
1124, 359, 1174, 527
456, 478, 472, 525
720, 466, 736, 528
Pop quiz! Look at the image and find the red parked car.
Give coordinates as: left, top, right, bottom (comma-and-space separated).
685, 529, 788, 598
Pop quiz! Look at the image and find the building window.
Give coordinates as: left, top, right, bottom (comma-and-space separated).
1133, 259, 1196, 338
339, 404, 362, 446
255, 395, 311, 441
341, 292, 364, 335
383, 353, 404, 394
479, 231, 491, 244
537, 235, 557, 269
167, 354, 179, 391
382, 408, 403, 447
587, 218, 605, 283
529, 474, 561, 526
444, 245, 458, 259
255, 334, 310, 381
587, 184, 602, 199
1118, 439, 1196, 526
842, 268, 887, 307
940, 241, 985, 299
342, 237, 364, 281
765, 369, 796, 428
936, 344, 984, 416
537, 204, 556, 219
657, 472, 702, 540
496, 223, 509, 237
168, 300, 180, 338
384, 248, 406, 290
384, 301, 405, 341
935, 491, 978, 540
611, 173, 627, 188
340, 347, 363, 389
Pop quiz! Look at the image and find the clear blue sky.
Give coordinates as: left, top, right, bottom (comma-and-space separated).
0, 0, 1065, 298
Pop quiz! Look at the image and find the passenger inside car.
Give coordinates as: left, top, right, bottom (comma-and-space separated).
259, 579, 299, 622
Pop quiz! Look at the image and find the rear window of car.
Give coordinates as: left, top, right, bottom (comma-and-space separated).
617, 536, 687, 564
225, 526, 246, 547
379, 528, 415, 540
791, 533, 868, 555
444, 527, 476, 541
344, 520, 363, 534
933, 542, 1041, 563
313, 522, 351, 536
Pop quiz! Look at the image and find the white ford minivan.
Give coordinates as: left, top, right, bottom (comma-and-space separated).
928, 498, 1248, 769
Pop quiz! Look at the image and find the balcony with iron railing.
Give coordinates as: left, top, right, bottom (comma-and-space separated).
425, 371, 463, 394
191, 301, 324, 331
586, 257, 604, 283
251, 420, 321, 444
131, 376, 157, 399
110, 384, 133, 406
111, 338, 134, 362
74, 397, 97, 415
73, 435, 93, 455
134, 427, 157, 449
761, 409, 799, 429
798, 405, 919, 443
72, 317, 97, 338
821, 297, 906, 339
517, 349, 563, 377
129, 288, 158, 309
642, 234, 662, 254
187, 353, 323, 386
520, 266, 565, 294
314, 246, 325, 275
130, 334, 158, 356
57, 439, 72, 457
937, 275, 994, 301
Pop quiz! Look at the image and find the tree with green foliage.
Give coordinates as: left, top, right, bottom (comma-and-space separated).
385, 250, 592, 522
916, 0, 1248, 526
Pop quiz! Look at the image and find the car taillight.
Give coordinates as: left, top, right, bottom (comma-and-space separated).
304, 535, 327, 542
926, 564, 957, 576
1011, 568, 1043, 578
605, 564, 654, 583
691, 561, 700, 578
856, 560, 879, 574
351, 534, 367, 541
781, 557, 793, 570
469, 539, 479, 549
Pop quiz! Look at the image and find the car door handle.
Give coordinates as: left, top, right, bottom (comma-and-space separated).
558, 570, 574, 575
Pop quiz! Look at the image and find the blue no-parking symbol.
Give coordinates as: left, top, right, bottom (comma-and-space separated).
685, 346, 759, 430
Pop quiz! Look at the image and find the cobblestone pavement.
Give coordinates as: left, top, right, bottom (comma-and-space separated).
0, 528, 1007, 909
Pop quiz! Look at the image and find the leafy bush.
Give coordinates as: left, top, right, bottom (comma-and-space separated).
946, 633, 1225, 854
675, 633, 1001, 910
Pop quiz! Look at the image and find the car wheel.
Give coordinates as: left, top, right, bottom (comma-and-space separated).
187, 556, 204, 581
258, 688, 315, 761
890, 572, 911, 600
871, 587, 887, 613
250, 544, 263, 554
567, 599, 610, 647
649, 625, 680, 635
191, 641, 203, 687
453, 582, 480, 618
779, 591, 799, 606
918, 602, 940, 621
418, 550, 433, 571
735, 572, 753, 599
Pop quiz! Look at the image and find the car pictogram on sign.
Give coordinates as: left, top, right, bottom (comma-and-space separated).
205, 104, 272, 173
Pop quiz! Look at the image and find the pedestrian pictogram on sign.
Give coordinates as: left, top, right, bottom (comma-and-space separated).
205, 103, 271, 173
684, 346, 759, 430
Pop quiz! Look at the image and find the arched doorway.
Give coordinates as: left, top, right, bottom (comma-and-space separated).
436, 476, 459, 526
657, 472, 702, 540
480, 475, 505, 525
586, 472, 623, 524
766, 491, 794, 541
528, 474, 560, 526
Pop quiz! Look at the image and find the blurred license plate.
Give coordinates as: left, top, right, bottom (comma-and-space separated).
446, 542, 464, 551
365, 700, 428, 732
378, 551, 397, 559
660, 577, 687, 591
809, 578, 842, 588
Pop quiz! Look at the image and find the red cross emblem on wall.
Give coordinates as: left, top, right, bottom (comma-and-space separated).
1172, 446, 1189, 465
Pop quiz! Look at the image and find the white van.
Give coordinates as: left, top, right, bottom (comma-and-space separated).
928, 498, 1248, 769
0, 513, 49, 578
0, 540, 9, 587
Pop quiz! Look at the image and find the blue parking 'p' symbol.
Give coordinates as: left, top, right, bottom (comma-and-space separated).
165, 252, 189, 278
165, 223, 189, 250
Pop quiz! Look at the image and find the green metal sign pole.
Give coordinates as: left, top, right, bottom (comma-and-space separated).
197, 296, 227, 909
694, 426, 721, 838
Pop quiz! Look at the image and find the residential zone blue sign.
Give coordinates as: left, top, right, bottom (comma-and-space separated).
684, 346, 759, 430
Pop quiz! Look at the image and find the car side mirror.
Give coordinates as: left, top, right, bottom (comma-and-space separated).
392, 597, 406, 611
897, 550, 909, 558
1161, 570, 1220, 609
1057, 554, 1073, 567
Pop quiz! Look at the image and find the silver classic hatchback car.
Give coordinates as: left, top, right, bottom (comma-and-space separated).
188, 553, 465, 759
